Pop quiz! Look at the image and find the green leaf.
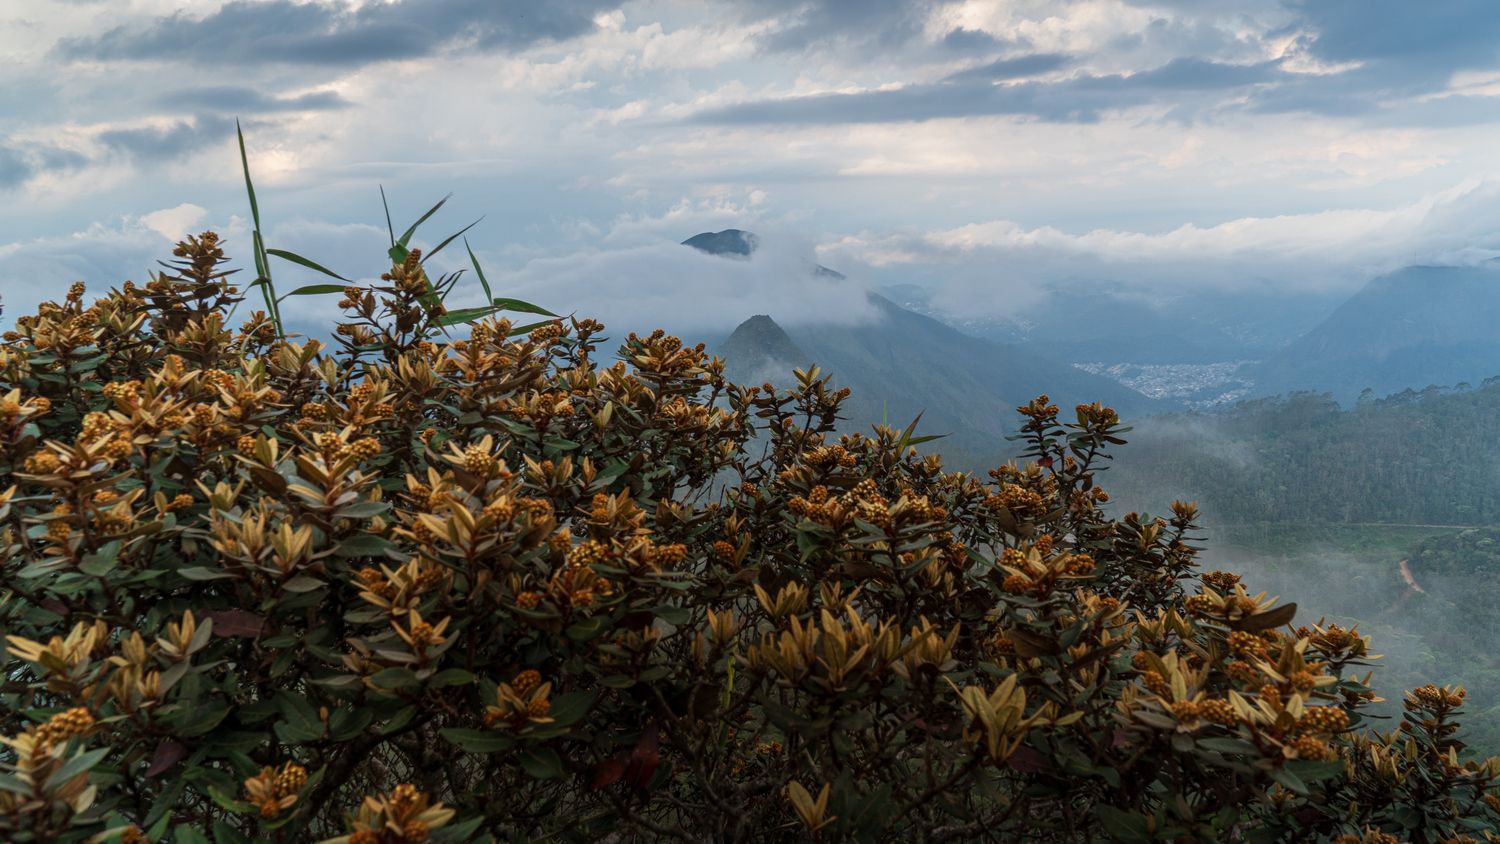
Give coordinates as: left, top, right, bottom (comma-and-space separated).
266, 249, 350, 282
464, 238, 494, 302
435, 305, 501, 327
207, 784, 253, 813
1197, 737, 1256, 755
650, 604, 691, 626
278, 284, 347, 301
1286, 759, 1345, 784
566, 616, 609, 641
53, 746, 109, 783
280, 575, 325, 593
336, 500, 390, 519
370, 667, 420, 690
80, 541, 121, 576
1269, 765, 1307, 795
332, 533, 394, 558
174, 826, 211, 844
236, 120, 260, 230
424, 217, 483, 263
397, 194, 452, 250
1092, 806, 1150, 843
380, 705, 420, 736
440, 728, 514, 753
178, 566, 233, 581
547, 691, 596, 727
431, 816, 485, 844
491, 297, 558, 317
508, 319, 555, 337
519, 747, 565, 780
380, 185, 396, 247
213, 820, 254, 844
429, 668, 477, 688
177, 703, 232, 737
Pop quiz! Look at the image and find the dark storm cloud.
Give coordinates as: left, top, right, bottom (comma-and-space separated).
158, 86, 351, 114
690, 59, 1282, 126
97, 116, 236, 163
56, 0, 621, 67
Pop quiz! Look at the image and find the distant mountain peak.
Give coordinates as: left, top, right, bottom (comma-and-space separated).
719, 314, 808, 387
682, 229, 847, 279
683, 229, 759, 256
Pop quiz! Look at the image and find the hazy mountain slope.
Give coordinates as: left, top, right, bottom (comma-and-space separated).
1253, 264, 1500, 401
886, 281, 1340, 365
693, 229, 1169, 465
715, 300, 1168, 466
720, 315, 808, 386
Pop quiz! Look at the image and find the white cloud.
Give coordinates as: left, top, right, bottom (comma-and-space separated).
7, 0, 1500, 342
0, 205, 243, 324
821, 179, 1500, 319
488, 235, 880, 337
139, 202, 208, 241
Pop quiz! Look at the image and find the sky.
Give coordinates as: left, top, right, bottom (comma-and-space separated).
5, 0, 1500, 334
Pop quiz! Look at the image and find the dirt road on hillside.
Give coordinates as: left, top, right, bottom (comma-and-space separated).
1399, 559, 1425, 594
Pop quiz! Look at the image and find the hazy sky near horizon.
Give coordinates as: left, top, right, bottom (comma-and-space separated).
6, 0, 1500, 332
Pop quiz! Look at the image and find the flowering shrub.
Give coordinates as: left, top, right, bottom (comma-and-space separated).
3, 234, 1500, 843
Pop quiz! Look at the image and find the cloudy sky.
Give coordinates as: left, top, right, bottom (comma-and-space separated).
4, 0, 1500, 333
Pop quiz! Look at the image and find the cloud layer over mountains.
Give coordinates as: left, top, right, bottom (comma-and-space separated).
7, 1, 1500, 330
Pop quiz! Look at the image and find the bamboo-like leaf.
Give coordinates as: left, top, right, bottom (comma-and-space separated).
235, 120, 260, 230
279, 284, 347, 301
435, 305, 501, 326
424, 217, 483, 263
492, 297, 559, 317
266, 248, 350, 281
904, 433, 948, 446
507, 319, 555, 337
379, 185, 395, 247
896, 411, 926, 450
397, 194, 452, 249
464, 238, 493, 302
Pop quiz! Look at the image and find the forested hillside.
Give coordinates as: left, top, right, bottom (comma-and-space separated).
1106, 381, 1500, 525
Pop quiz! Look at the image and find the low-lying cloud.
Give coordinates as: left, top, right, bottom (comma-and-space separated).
820, 179, 1500, 320
486, 235, 880, 339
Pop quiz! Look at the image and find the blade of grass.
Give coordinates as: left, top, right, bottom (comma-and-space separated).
379, 186, 395, 247
490, 297, 558, 317
507, 319, 554, 337
423, 217, 483, 263
464, 238, 494, 303
235, 120, 261, 230
238, 120, 283, 337
397, 194, 452, 249
266, 248, 350, 282
435, 305, 502, 326
278, 284, 347, 301
895, 411, 925, 451
252, 230, 283, 332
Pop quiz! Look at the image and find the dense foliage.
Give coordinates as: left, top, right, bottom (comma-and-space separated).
1107, 387, 1500, 526
4, 235, 1500, 843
